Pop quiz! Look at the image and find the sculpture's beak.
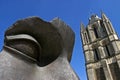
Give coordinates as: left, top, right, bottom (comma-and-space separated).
4, 17, 63, 67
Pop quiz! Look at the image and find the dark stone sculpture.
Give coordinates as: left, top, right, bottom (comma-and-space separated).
0, 17, 80, 80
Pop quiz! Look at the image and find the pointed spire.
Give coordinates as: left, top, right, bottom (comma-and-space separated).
80, 22, 85, 33
50, 17, 60, 22
101, 11, 108, 21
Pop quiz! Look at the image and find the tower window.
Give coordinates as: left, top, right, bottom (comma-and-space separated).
104, 44, 114, 57
109, 62, 120, 80
93, 27, 99, 38
100, 21, 107, 37
95, 67, 106, 80
105, 45, 111, 56
93, 48, 100, 61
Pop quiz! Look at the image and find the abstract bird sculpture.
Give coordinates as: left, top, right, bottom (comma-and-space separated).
0, 17, 79, 80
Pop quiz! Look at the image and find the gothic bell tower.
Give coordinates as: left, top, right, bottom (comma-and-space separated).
80, 12, 120, 80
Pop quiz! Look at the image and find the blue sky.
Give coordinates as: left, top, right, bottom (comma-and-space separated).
0, 0, 120, 80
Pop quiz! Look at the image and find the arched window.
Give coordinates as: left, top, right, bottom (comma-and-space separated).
93, 27, 99, 38
105, 45, 111, 56
100, 20, 107, 37
104, 44, 114, 57
95, 67, 106, 80
109, 62, 120, 80
93, 48, 100, 61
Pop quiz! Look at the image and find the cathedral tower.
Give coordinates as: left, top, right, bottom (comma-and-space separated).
80, 12, 120, 80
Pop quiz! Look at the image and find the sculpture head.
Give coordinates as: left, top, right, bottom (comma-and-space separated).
4, 17, 75, 67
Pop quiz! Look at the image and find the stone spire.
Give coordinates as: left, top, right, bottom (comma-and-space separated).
101, 11, 109, 21
80, 22, 85, 33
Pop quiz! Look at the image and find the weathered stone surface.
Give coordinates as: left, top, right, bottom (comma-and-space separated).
0, 17, 80, 80
81, 12, 120, 80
